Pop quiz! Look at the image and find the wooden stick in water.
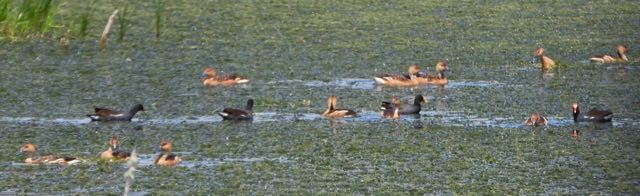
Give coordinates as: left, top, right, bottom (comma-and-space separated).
99, 9, 119, 51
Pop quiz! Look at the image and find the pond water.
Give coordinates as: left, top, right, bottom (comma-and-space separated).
0, 1, 639, 194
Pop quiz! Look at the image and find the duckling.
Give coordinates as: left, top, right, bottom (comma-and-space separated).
154, 139, 182, 166
590, 44, 628, 63
572, 103, 612, 123
524, 112, 548, 126
87, 104, 145, 121
374, 64, 422, 86
421, 60, 449, 85
100, 134, 130, 161
202, 67, 250, 85
19, 140, 81, 165
218, 99, 254, 120
323, 95, 357, 118
531, 47, 556, 70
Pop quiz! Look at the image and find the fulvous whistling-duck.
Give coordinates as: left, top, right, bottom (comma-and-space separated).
524, 112, 548, 126
373, 64, 423, 86
421, 60, 449, 85
590, 44, 628, 63
218, 99, 254, 120
155, 139, 182, 166
323, 95, 357, 118
572, 103, 612, 123
100, 134, 131, 161
19, 140, 81, 165
87, 104, 145, 121
531, 47, 556, 70
202, 67, 250, 86
380, 102, 400, 119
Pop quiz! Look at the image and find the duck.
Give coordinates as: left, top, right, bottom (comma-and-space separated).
202, 67, 250, 86
380, 101, 400, 119
154, 139, 182, 166
19, 140, 81, 165
323, 95, 357, 118
421, 60, 449, 85
87, 104, 145, 121
572, 102, 613, 123
99, 134, 130, 161
524, 112, 548, 126
218, 99, 254, 120
590, 44, 628, 63
373, 64, 423, 86
380, 96, 401, 109
531, 47, 556, 70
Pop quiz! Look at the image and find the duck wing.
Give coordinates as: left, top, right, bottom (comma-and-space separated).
94, 108, 122, 116
218, 108, 252, 120
585, 108, 613, 121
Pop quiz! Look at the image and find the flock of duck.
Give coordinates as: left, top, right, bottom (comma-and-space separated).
18, 44, 627, 166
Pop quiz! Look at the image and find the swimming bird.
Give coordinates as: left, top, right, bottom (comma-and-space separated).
590, 44, 628, 63
154, 139, 182, 166
524, 112, 548, 126
572, 102, 613, 123
100, 134, 131, 161
531, 47, 556, 70
87, 104, 145, 121
373, 64, 423, 86
398, 95, 427, 114
380, 101, 400, 119
323, 95, 357, 118
421, 60, 449, 85
218, 99, 254, 120
202, 67, 250, 85
19, 140, 81, 165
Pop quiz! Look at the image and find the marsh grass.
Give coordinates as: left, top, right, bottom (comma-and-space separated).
76, 0, 95, 38
154, 0, 162, 38
0, 0, 56, 39
117, 3, 128, 42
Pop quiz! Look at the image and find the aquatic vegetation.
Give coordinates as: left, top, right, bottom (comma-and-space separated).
154, 0, 162, 38
117, 4, 128, 42
0, 0, 638, 195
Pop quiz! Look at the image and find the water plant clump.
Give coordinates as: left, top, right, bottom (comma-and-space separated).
0, 0, 57, 39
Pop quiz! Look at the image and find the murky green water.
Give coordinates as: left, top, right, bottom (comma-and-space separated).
1, 0, 639, 194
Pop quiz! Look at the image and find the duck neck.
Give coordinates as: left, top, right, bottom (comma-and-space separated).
573, 109, 579, 123
438, 71, 446, 79
126, 108, 141, 118
413, 96, 422, 106
618, 52, 628, 61
245, 100, 254, 112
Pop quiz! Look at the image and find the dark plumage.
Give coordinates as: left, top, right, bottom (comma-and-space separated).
218, 99, 254, 120
397, 95, 426, 114
87, 104, 145, 121
572, 103, 613, 123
